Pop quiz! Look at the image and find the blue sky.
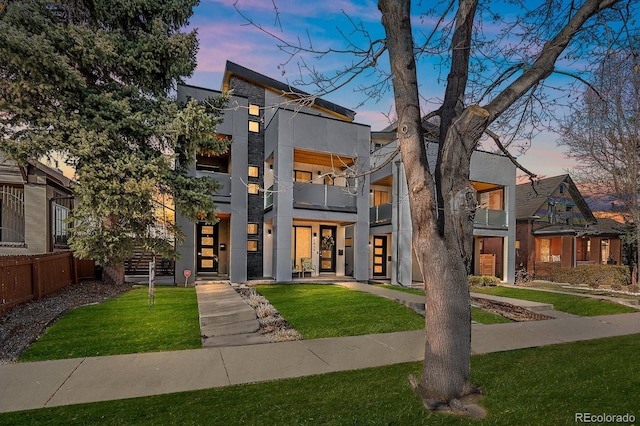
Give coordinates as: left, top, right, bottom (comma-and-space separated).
185, 0, 578, 179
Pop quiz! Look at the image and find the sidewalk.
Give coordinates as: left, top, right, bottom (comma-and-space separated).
1, 283, 640, 414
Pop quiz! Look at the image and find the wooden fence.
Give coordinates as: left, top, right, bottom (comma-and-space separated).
0, 251, 96, 316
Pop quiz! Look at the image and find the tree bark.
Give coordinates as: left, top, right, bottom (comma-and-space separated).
379, 0, 488, 410
103, 263, 125, 285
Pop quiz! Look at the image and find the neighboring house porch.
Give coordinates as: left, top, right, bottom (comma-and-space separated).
0, 156, 74, 256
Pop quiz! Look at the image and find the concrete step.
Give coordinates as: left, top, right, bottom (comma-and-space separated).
202, 333, 270, 348
201, 319, 260, 337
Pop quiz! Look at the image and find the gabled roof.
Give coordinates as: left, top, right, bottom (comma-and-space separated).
222, 61, 356, 122
515, 174, 595, 222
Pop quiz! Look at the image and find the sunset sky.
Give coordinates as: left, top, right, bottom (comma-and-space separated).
185, 0, 580, 179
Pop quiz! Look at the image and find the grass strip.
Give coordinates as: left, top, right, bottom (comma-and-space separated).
19, 287, 201, 362
255, 284, 425, 338
4, 334, 639, 425
471, 286, 637, 316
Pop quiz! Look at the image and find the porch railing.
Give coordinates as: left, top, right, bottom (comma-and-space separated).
0, 185, 25, 243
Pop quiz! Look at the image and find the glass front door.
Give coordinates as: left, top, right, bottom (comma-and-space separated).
373, 236, 387, 277
197, 223, 218, 272
319, 225, 337, 273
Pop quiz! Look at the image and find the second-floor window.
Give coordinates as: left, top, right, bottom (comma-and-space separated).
294, 170, 312, 183
373, 190, 389, 206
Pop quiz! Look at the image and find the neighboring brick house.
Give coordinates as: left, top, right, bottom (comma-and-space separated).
0, 155, 74, 255
176, 61, 518, 284
515, 174, 625, 277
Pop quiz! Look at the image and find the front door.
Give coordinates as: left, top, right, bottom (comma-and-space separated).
197, 223, 218, 272
319, 225, 337, 273
373, 235, 387, 277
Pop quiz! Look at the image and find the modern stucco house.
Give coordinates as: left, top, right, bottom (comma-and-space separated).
176, 61, 517, 284
369, 125, 516, 285
0, 155, 74, 255
515, 174, 625, 277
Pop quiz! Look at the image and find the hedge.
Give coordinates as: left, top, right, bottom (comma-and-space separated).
468, 275, 501, 287
547, 264, 630, 287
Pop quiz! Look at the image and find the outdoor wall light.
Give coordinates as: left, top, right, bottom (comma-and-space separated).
267, 229, 272, 235
313, 232, 317, 237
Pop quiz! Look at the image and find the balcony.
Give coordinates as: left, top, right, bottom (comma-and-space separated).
293, 183, 357, 212
196, 170, 232, 197
474, 208, 507, 229
370, 203, 392, 225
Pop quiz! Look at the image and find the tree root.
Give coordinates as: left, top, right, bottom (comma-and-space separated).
408, 374, 487, 419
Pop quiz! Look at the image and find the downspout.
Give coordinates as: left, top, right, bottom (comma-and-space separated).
395, 160, 402, 286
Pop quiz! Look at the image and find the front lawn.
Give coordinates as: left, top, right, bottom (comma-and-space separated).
471, 286, 637, 316
4, 333, 639, 425
19, 287, 201, 362
255, 284, 425, 338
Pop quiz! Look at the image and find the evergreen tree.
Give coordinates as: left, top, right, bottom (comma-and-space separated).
0, 0, 228, 284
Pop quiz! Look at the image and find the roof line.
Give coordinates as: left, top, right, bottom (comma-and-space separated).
222, 61, 356, 122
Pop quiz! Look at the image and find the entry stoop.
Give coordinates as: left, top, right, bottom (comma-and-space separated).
196, 283, 269, 347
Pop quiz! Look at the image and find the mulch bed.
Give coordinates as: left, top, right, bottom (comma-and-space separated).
471, 297, 554, 322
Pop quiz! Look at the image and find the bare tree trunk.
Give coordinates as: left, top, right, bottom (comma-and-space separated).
103, 263, 126, 285
379, 0, 487, 412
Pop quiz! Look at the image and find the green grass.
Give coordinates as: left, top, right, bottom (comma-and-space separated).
4, 334, 639, 425
375, 284, 424, 295
471, 286, 637, 316
19, 287, 201, 362
376, 284, 511, 324
255, 284, 425, 338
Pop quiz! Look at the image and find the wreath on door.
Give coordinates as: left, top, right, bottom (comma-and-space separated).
321, 235, 335, 251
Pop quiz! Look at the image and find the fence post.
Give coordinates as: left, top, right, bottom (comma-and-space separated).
32, 256, 41, 299
71, 254, 79, 284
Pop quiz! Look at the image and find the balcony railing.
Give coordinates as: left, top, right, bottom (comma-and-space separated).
196, 170, 231, 197
370, 203, 392, 224
265, 184, 274, 209
474, 208, 507, 229
293, 183, 357, 211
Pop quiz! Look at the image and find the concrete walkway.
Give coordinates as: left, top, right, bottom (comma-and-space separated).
1, 282, 640, 414
197, 283, 269, 348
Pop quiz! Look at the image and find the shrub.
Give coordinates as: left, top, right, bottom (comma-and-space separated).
550, 264, 630, 287
627, 285, 640, 294
515, 268, 531, 285
468, 275, 501, 287
611, 283, 623, 291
